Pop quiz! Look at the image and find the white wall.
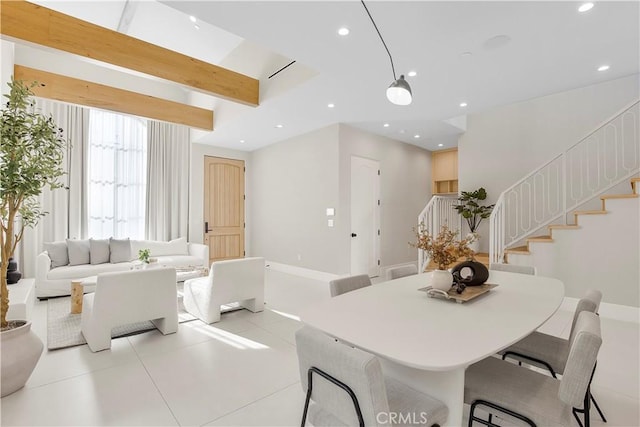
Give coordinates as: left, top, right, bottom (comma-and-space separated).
249, 123, 432, 275
189, 143, 251, 256
249, 125, 342, 273
459, 74, 640, 250
338, 124, 432, 270
1, 41, 15, 96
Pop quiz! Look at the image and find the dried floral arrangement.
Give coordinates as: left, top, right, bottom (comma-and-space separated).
411, 224, 476, 270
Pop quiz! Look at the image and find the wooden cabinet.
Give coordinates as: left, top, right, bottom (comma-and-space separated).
432, 148, 458, 194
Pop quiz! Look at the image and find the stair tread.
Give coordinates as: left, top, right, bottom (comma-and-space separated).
548, 224, 580, 229
574, 210, 608, 215
601, 194, 639, 199
528, 235, 553, 242
504, 246, 530, 254
631, 177, 640, 182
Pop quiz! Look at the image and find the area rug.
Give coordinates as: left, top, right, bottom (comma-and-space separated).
47, 295, 197, 350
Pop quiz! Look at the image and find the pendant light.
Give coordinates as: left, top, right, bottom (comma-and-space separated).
361, 0, 412, 106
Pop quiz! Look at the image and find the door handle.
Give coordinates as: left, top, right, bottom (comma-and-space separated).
351, 233, 357, 237
205, 221, 212, 233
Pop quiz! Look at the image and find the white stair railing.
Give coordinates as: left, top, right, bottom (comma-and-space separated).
417, 195, 461, 272
490, 100, 640, 264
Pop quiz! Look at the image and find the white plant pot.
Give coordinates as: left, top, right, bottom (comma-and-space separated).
467, 232, 480, 253
1, 320, 43, 397
430, 270, 453, 291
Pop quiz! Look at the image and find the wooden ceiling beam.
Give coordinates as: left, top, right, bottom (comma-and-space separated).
15, 65, 214, 130
1, 1, 259, 106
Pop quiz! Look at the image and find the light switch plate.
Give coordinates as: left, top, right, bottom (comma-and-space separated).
328, 219, 334, 227
326, 208, 335, 216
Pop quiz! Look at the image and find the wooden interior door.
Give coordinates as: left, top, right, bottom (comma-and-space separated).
204, 156, 245, 263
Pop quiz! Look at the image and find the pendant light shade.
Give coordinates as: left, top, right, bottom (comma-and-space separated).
361, 1, 414, 106
386, 75, 412, 106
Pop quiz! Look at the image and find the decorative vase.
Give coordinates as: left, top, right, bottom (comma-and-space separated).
430, 269, 453, 291
452, 260, 489, 286
1, 321, 44, 397
467, 233, 480, 253
6, 258, 22, 285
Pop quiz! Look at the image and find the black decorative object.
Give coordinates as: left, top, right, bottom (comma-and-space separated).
6, 258, 22, 285
452, 260, 489, 286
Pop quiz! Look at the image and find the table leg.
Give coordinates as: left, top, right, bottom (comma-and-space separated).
70, 281, 84, 314
379, 359, 465, 427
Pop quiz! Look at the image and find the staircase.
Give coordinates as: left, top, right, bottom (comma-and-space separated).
504, 176, 639, 260
490, 100, 640, 264
417, 195, 461, 272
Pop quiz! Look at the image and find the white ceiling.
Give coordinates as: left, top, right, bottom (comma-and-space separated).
23, 1, 640, 152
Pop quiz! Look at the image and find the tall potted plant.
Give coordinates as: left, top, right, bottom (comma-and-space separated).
452, 187, 495, 252
1, 79, 67, 396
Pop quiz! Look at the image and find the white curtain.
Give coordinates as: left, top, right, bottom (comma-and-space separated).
19, 99, 89, 276
87, 110, 147, 239
145, 121, 190, 241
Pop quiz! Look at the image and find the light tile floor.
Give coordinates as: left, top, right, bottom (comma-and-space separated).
1, 269, 638, 426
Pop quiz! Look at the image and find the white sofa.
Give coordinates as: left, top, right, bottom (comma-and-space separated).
183, 257, 265, 324
36, 238, 209, 298
81, 267, 178, 352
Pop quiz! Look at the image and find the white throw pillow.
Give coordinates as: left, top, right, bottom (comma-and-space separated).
109, 238, 132, 263
43, 241, 69, 268
67, 239, 90, 266
89, 238, 110, 265
142, 237, 189, 257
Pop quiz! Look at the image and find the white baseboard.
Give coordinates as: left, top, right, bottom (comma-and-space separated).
562, 297, 640, 323
266, 262, 340, 283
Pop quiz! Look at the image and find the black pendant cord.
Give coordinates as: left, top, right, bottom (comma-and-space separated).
361, 0, 397, 81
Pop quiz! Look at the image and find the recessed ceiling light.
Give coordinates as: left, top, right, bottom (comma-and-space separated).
327, 103, 335, 108
338, 27, 350, 36
578, 2, 594, 12
414, 134, 420, 139
189, 15, 197, 23
240, 140, 245, 143
461, 51, 473, 57
460, 102, 468, 107
399, 129, 405, 134
275, 124, 284, 128
194, 25, 200, 30
383, 123, 390, 128
597, 64, 610, 72
407, 70, 417, 77
438, 143, 444, 147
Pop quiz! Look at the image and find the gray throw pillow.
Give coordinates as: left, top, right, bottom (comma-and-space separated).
67, 239, 90, 266
43, 241, 69, 268
110, 238, 132, 263
89, 238, 110, 265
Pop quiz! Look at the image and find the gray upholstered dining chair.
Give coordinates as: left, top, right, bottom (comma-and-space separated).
385, 265, 419, 280
295, 326, 448, 427
489, 263, 536, 275
465, 311, 602, 427
329, 274, 372, 297
499, 289, 606, 422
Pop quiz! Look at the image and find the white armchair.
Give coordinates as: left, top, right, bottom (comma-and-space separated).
81, 267, 178, 352
183, 257, 265, 324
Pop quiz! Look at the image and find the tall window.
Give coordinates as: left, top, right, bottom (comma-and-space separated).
88, 110, 147, 239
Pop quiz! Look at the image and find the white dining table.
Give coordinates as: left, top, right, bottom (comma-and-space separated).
300, 270, 564, 426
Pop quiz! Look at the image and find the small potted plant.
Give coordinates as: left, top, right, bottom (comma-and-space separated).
1, 79, 68, 396
452, 187, 495, 252
138, 249, 151, 264
411, 224, 474, 291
